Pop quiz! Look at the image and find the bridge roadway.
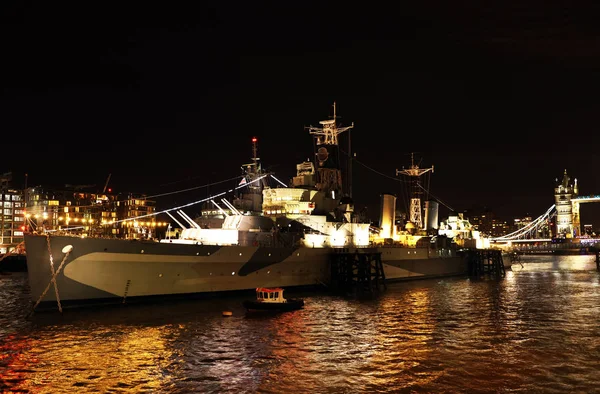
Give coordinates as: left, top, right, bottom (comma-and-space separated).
492, 238, 600, 254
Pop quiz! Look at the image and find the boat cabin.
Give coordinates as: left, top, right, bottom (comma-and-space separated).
255, 287, 287, 303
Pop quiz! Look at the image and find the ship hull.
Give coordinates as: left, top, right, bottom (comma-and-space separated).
24, 234, 467, 308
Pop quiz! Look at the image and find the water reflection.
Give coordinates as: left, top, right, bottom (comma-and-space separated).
1, 257, 600, 393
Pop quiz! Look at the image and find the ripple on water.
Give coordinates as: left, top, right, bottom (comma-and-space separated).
2, 262, 600, 393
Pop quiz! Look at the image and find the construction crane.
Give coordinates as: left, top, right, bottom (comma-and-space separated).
103, 173, 112, 193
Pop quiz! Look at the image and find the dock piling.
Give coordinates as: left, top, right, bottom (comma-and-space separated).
467, 249, 505, 278
330, 249, 386, 296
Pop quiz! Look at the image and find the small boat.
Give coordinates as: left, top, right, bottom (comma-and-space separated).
242, 287, 304, 312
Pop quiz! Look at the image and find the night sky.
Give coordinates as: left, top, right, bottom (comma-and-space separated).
2, 2, 600, 225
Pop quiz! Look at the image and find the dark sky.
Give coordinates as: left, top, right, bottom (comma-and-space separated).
2, 2, 600, 224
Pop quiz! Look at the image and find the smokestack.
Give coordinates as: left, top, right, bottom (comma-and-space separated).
379, 194, 396, 239
423, 200, 439, 231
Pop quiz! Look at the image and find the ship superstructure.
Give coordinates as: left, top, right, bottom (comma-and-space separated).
170, 103, 369, 249
195, 136, 271, 229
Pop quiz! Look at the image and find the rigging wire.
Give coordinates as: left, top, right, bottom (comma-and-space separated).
417, 183, 454, 212
339, 148, 412, 184
44, 174, 269, 232
145, 175, 245, 199
339, 148, 417, 217
30, 174, 247, 211
341, 148, 445, 216
84, 174, 269, 227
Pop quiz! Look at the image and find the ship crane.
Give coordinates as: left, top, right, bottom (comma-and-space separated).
396, 153, 434, 231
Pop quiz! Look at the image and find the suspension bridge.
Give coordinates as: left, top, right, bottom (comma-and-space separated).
492, 195, 600, 242
490, 194, 600, 255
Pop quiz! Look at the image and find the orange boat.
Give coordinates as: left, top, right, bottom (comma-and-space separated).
242, 287, 304, 312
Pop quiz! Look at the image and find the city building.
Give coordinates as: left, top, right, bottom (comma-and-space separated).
24, 185, 168, 240
0, 172, 26, 254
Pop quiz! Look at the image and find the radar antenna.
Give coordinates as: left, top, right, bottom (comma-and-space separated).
306, 102, 354, 146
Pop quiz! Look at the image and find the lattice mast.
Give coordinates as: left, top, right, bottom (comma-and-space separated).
306, 102, 354, 197
396, 153, 434, 230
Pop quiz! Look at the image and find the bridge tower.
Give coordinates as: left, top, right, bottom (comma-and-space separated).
554, 169, 578, 238
572, 176, 580, 237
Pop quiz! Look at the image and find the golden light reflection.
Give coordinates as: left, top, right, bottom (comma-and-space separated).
2, 326, 178, 393
252, 309, 314, 392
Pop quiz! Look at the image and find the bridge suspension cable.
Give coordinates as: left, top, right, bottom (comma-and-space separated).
491, 204, 556, 241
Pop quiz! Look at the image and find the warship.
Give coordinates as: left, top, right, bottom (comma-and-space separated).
24, 103, 468, 309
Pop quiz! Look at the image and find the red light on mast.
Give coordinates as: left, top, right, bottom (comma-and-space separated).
252, 137, 257, 143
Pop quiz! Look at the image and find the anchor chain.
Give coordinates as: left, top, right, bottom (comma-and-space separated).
0, 241, 25, 264
30, 235, 71, 314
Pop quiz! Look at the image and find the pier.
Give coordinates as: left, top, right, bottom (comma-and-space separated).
591, 246, 600, 271
330, 249, 386, 296
466, 249, 505, 278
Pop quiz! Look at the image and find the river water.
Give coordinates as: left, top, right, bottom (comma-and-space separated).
2, 254, 600, 393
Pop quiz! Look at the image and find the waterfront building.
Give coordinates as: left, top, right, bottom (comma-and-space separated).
114, 193, 164, 240
23, 184, 167, 240
0, 172, 26, 254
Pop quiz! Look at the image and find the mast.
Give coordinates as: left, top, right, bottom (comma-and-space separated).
307, 102, 353, 147
396, 153, 434, 231
348, 125, 352, 198
251, 136, 259, 174
306, 102, 354, 198
236, 137, 266, 212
